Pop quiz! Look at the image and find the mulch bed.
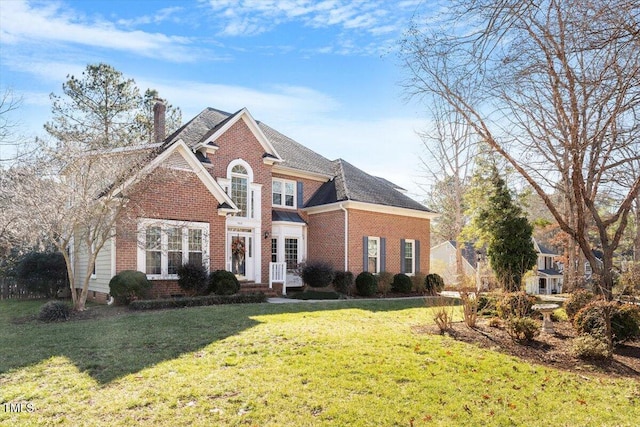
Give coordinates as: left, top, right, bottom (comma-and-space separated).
414, 319, 640, 379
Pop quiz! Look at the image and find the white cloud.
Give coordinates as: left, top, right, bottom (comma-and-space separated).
116, 7, 184, 27
128, 76, 430, 197
16, 80, 428, 200
135, 79, 341, 124
0, 1, 201, 62
280, 116, 427, 197
202, 0, 426, 54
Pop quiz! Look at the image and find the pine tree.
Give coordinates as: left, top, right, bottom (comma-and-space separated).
45, 63, 180, 149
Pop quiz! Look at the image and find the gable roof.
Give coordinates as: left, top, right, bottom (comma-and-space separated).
156, 106, 433, 214
259, 123, 335, 176
449, 241, 483, 269
115, 139, 237, 214
533, 238, 558, 256
306, 159, 433, 212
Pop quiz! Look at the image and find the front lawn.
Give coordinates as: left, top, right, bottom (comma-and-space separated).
1, 299, 638, 426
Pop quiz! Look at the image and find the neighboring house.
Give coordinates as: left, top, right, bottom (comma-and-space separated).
75, 104, 437, 301
525, 239, 563, 295
584, 249, 604, 281
430, 241, 479, 284
433, 238, 564, 294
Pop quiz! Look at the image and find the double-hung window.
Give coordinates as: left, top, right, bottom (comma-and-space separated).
404, 239, 415, 275
368, 237, 380, 274
139, 220, 209, 278
188, 229, 203, 266
145, 227, 162, 275
272, 178, 296, 208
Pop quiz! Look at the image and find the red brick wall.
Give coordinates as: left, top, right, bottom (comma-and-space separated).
115, 168, 226, 295
347, 209, 430, 275
205, 117, 274, 282
271, 172, 325, 206
307, 210, 346, 270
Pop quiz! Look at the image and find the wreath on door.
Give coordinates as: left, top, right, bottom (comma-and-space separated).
232, 238, 245, 259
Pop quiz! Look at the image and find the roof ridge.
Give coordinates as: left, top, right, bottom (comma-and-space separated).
335, 159, 349, 199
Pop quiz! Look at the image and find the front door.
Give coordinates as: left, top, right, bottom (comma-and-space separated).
229, 231, 254, 281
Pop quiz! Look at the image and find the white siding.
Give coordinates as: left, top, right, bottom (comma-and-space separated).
75, 238, 114, 295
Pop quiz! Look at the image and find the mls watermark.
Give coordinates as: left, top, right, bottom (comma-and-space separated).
3, 402, 35, 413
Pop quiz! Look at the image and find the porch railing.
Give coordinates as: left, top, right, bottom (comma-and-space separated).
269, 262, 287, 295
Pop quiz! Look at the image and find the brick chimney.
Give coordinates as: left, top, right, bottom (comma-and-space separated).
153, 98, 166, 143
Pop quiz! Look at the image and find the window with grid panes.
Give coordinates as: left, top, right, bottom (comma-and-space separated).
145, 227, 161, 275
285, 238, 298, 270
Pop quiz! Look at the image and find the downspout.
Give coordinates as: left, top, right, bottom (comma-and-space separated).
340, 203, 348, 271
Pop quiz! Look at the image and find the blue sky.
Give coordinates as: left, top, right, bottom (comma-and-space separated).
0, 0, 439, 199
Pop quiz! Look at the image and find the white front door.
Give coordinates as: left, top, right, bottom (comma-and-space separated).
228, 231, 254, 281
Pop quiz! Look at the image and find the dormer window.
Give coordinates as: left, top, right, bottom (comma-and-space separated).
272, 178, 296, 208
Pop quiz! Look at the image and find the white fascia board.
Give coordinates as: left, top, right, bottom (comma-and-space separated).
116, 139, 238, 212
272, 165, 333, 182
303, 200, 439, 220
200, 108, 283, 162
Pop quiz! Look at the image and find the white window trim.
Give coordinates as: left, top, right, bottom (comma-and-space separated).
272, 177, 297, 209
404, 239, 415, 276
226, 159, 254, 219
368, 236, 380, 274
284, 236, 301, 271
137, 219, 209, 280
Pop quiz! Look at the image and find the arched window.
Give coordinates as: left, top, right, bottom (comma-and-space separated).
231, 164, 249, 217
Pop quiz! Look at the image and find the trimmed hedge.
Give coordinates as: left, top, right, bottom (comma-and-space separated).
391, 273, 413, 293
333, 271, 354, 295
288, 290, 343, 300
301, 262, 334, 288
209, 270, 240, 295
574, 300, 640, 344
177, 263, 208, 295
109, 270, 152, 305
356, 272, 377, 296
129, 293, 267, 310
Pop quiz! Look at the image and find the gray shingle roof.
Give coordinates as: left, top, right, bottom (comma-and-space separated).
306, 159, 433, 212
162, 107, 431, 213
165, 107, 232, 147
538, 268, 563, 276
258, 122, 334, 176
272, 210, 306, 223
537, 242, 558, 255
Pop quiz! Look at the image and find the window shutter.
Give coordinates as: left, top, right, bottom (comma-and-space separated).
297, 181, 304, 208
380, 237, 386, 272
362, 236, 368, 272
415, 240, 421, 273
400, 239, 406, 274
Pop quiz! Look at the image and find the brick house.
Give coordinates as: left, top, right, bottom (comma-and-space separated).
76, 104, 436, 301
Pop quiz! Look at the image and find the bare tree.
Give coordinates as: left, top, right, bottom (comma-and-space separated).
420, 96, 477, 282
0, 87, 27, 163
11, 139, 174, 310
401, 0, 640, 299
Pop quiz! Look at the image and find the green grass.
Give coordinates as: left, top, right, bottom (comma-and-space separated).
1, 299, 638, 426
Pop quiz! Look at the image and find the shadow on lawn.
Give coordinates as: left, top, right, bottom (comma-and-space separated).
1, 298, 427, 384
